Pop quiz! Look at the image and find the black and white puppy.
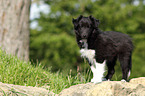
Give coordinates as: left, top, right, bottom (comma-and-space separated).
72, 15, 133, 83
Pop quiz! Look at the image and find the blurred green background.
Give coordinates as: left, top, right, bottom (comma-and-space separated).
30, 0, 145, 80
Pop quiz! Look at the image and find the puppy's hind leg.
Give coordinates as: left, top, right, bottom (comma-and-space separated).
119, 53, 132, 82
105, 56, 117, 81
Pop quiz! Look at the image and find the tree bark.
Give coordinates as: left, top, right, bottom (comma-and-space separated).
0, 0, 31, 61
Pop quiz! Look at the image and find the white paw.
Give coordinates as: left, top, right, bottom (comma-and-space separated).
93, 79, 102, 84
91, 77, 102, 84
108, 79, 110, 81
121, 79, 126, 82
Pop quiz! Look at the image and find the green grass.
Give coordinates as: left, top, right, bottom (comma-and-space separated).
0, 49, 89, 93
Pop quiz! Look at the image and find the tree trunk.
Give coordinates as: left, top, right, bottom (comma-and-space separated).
0, 0, 31, 61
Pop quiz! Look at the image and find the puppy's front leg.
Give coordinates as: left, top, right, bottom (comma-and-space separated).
90, 64, 96, 83
92, 60, 106, 83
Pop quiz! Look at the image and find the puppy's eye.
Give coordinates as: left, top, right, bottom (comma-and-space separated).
75, 31, 80, 35
87, 25, 90, 28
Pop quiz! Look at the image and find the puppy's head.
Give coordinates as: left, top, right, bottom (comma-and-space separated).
72, 15, 100, 39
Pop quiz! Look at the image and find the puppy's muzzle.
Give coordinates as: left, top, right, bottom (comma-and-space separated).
83, 35, 87, 38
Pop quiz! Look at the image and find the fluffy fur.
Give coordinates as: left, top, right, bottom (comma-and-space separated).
72, 15, 133, 83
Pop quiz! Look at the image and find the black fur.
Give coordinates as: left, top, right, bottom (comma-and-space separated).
72, 15, 133, 81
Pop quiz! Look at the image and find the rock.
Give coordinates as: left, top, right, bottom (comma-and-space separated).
130, 77, 145, 85
0, 82, 56, 96
59, 77, 145, 96
1, 77, 145, 96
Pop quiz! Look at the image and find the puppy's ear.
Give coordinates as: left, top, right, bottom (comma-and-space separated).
72, 18, 77, 25
72, 15, 83, 28
77, 15, 83, 21
72, 18, 78, 30
89, 15, 100, 29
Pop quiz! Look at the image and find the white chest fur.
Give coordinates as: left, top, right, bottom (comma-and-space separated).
79, 39, 96, 64
79, 39, 99, 64
80, 49, 95, 64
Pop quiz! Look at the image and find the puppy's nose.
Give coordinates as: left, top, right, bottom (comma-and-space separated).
83, 35, 87, 38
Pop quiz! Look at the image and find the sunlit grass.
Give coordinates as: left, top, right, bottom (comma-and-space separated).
0, 49, 90, 93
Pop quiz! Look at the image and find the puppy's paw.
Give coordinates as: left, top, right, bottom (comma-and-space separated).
91, 77, 102, 84
121, 79, 126, 82
93, 80, 102, 84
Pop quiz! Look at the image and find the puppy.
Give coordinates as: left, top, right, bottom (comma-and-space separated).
72, 15, 133, 83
